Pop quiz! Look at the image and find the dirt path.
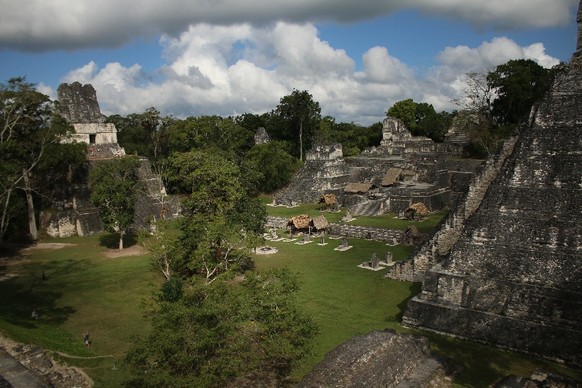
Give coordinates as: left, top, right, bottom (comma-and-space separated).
104, 244, 148, 258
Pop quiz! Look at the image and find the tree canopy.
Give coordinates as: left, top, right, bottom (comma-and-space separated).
386, 99, 452, 142
89, 156, 142, 250
126, 269, 317, 387
272, 89, 321, 161
453, 59, 557, 157
487, 59, 554, 126
128, 144, 315, 385
0, 77, 84, 246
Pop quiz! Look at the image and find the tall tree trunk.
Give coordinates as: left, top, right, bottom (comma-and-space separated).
0, 188, 14, 247
119, 231, 124, 250
23, 168, 38, 241
299, 120, 303, 162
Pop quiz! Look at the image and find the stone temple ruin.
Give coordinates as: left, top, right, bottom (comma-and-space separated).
274, 116, 481, 216
400, 21, 582, 368
58, 82, 125, 159
40, 82, 179, 238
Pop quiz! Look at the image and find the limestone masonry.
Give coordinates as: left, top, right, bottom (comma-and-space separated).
41, 82, 179, 238
402, 53, 582, 367
274, 117, 481, 216
57, 82, 125, 158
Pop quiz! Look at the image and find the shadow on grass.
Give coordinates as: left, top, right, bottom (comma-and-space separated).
396, 282, 421, 322
426, 333, 514, 387
99, 233, 137, 249
0, 258, 87, 328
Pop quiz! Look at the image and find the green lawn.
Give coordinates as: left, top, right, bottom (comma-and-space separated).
1, 213, 581, 386
253, 238, 416, 379
252, 237, 582, 386
0, 235, 157, 386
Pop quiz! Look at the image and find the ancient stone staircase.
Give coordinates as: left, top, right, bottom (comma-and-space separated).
348, 198, 389, 216
388, 134, 519, 281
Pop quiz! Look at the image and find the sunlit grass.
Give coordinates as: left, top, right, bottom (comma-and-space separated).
0, 234, 157, 386
1, 208, 580, 386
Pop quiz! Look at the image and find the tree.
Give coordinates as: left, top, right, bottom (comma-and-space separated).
245, 141, 302, 193
387, 99, 451, 142
163, 116, 254, 157
273, 90, 321, 161
487, 59, 554, 126
165, 149, 263, 281
128, 145, 314, 386
89, 156, 142, 250
0, 77, 78, 246
452, 61, 555, 157
126, 269, 317, 387
386, 98, 417, 130
452, 72, 494, 122
109, 108, 177, 160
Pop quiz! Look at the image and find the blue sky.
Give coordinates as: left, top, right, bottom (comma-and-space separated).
0, 0, 578, 124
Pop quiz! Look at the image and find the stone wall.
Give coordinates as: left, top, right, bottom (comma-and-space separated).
274, 144, 351, 205
133, 158, 181, 229
403, 61, 582, 368
388, 135, 518, 281
266, 216, 405, 243
65, 123, 119, 145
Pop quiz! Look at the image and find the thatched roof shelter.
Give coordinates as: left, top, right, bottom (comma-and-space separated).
288, 214, 311, 229
319, 194, 338, 205
381, 168, 402, 186
406, 202, 429, 216
312, 215, 329, 231
344, 182, 375, 194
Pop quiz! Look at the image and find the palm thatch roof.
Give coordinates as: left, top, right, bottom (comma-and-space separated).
288, 214, 311, 229
319, 194, 338, 205
406, 202, 429, 216
381, 168, 402, 186
344, 182, 375, 194
312, 215, 329, 230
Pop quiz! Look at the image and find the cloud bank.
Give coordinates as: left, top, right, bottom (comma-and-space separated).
58, 22, 561, 125
2, 0, 577, 51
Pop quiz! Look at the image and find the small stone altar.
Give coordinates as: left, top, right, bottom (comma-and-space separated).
334, 237, 353, 251
254, 246, 278, 255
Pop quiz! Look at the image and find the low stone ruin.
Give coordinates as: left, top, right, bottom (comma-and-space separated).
0, 335, 92, 388
299, 330, 453, 387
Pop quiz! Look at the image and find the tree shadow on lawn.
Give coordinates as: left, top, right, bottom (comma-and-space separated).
98, 233, 137, 249
0, 259, 86, 328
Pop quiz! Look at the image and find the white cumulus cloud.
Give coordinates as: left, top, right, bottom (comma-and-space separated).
60, 23, 561, 125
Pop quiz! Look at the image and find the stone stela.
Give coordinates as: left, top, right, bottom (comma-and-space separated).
334, 237, 353, 251
358, 251, 395, 271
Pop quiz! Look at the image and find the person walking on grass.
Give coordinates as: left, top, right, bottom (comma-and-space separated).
83, 331, 91, 347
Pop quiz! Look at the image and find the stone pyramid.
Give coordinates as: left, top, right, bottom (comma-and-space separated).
402, 4, 582, 368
